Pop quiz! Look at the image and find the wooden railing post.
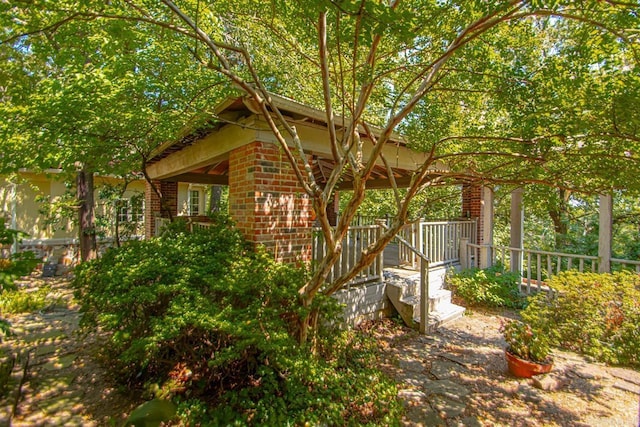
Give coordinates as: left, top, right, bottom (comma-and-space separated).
419, 257, 429, 335
598, 193, 613, 273
460, 237, 469, 269
480, 245, 492, 269
375, 220, 385, 280
411, 222, 419, 269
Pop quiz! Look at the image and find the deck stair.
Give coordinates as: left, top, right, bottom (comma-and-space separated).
385, 268, 465, 332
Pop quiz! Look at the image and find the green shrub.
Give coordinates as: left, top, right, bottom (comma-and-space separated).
522, 271, 640, 367
447, 265, 525, 308
0, 286, 51, 314
75, 219, 401, 425
0, 218, 39, 293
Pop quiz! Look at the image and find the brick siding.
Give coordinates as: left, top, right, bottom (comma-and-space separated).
462, 184, 486, 245
144, 180, 178, 238
229, 141, 312, 263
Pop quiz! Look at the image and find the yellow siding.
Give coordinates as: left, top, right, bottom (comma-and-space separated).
1, 172, 148, 240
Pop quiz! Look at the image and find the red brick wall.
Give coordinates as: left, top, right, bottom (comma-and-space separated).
462, 184, 485, 245
144, 180, 178, 238
229, 141, 312, 263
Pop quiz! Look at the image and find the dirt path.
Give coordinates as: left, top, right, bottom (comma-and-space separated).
0, 277, 136, 427
371, 310, 640, 426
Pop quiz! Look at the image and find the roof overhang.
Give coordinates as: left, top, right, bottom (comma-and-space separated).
146, 93, 447, 188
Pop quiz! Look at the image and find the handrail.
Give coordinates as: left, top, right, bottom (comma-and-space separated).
611, 258, 640, 272
381, 221, 431, 334
392, 230, 429, 262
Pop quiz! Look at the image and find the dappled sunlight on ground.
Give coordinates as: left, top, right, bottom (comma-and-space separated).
367, 310, 640, 426
1, 276, 137, 426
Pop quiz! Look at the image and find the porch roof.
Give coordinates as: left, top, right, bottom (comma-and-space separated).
146, 93, 446, 189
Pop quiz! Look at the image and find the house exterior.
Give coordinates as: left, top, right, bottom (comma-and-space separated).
142, 93, 495, 328
0, 169, 212, 265
142, 93, 490, 264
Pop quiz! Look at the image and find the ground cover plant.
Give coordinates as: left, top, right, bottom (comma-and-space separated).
522, 271, 640, 368
73, 219, 400, 425
447, 265, 525, 309
0, 286, 51, 315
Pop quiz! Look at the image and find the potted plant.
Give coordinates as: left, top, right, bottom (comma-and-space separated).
500, 319, 553, 378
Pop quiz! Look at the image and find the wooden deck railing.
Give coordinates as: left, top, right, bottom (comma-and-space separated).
463, 242, 639, 294
154, 217, 214, 236
399, 220, 477, 268
611, 258, 640, 273
312, 224, 384, 287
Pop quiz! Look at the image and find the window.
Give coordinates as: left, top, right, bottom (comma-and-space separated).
189, 190, 200, 216
131, 197, 144, 222
115, 197, 144, 223
116, 200, 129, 223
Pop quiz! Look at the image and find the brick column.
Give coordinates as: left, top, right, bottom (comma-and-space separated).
144, 180, 178, 238
228, 141, 312, 264
462, 184, 494, 267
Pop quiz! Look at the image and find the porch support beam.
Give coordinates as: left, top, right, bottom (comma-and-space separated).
598, 193, 613, 273
510, 188, 524, 274
256, 125, 443, 172
146, 125, 257, 180
163, 173, 229, 186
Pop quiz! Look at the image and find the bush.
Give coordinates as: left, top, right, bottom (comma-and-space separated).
447, 265, 525, 309
74, 219, 400, 425
522, 271, 640, 368
0, 218, 39, 293
0, 286, 52, 314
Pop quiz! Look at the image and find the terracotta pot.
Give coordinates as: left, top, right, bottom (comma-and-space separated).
505, 350, 553, 378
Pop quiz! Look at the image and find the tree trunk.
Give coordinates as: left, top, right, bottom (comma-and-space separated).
77, 168, 97, 261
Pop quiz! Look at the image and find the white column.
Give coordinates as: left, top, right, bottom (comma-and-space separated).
510, 188, 524, 274
480, 187, 494, 268
598, 193, 613, 273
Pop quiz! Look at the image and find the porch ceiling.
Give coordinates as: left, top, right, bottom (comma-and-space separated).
146, 93, 446, 189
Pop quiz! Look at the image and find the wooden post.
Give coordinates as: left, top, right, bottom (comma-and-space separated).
598, 193, 613, 273
375, 220, 385, 280
460, 237, 469, 269
416, 221, 421, 268
480, 187, 494, 268
417, 221, 424, 268
510, 188, 524, 274
419, 257, 429, 335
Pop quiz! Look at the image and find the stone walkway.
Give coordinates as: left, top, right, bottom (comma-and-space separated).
0, 278, 133, 427
372, 311, 640, 426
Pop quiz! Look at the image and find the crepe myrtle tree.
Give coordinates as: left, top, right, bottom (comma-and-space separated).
3, 0, 639, 342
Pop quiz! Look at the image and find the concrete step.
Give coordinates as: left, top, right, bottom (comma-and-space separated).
400, 289, 452, 312
419, 303, 466, 332
385, 269, 465, 332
